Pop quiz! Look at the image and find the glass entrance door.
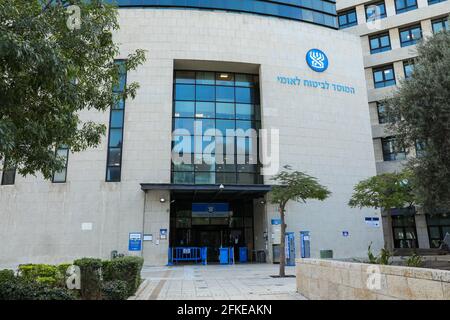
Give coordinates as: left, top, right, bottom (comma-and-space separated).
196, 229, 224, 262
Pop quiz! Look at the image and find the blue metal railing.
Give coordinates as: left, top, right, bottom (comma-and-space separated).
168, 247, 207, 265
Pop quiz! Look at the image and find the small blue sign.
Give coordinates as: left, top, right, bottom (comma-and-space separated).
306, 48, 329, 73
271, 219, 282, 225
192, 203, 229, 217
342, 231, 349, 237
128, 232, 142, 251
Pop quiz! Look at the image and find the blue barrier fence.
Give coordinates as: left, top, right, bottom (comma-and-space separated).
168, 247, 207, 265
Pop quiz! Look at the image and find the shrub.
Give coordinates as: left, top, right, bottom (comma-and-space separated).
0, 277, 75, 300
73, 258, 103, 300
0, 270, 15, 283
406, 254, 424, 267
102, 280, 129, 300
57, 264, 72, 278
18, 264, 64, 287
367, 243, 392, 265
102, 256, 144, 296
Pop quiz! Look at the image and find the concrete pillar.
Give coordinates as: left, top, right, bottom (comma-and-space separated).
382, 213, 395, 251
385, 0, 397, 17
265, 197, 279, 264
421, 19, 434, 38
142, 190, 171, 266
417, 0, 429, 9
253, 197, 269, 262
373, 138, 384, 162
394, 60, 406, 81
415, 214, 430, 248
389, 28, 401, 50
356, 4, 367, 25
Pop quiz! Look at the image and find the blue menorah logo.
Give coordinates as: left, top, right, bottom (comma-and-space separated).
306, 49, 329, 72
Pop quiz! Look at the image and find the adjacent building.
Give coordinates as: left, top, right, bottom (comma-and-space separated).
337, 0, 450, 250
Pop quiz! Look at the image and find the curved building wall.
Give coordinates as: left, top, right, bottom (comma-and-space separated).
0, 9, 383, 267
113, 0, 338, 28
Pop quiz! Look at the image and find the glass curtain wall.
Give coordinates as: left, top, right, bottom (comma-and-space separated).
172, 71, 262, 185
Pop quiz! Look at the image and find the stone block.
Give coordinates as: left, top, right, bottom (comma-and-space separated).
443, 282, 450, 300
386, 275, 413, 299
406, 278, 444, 300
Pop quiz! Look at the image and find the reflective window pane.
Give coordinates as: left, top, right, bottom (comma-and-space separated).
196, 85, 215, 101
216, 86, 235, 102
174, 101, 195, 118
216, 103, 235, 119
53, 168, 67, 183
235, 74, 254, 87
109, 129, 123, 148
236, 104, 254, 120
108, 148, 122, 167
196, 72, 215, 85
174, 118, 194, 133
175, 84, 195, 100
195, 172, 215, 184
110, 110, 124, 128
106, 167, 121, 182
173, 171, 194, 184
216, 172, 237, 184
216, 119, 235, 134
195, 102, 215, 118
175, 71, 195, 84
236, 87, 253, 103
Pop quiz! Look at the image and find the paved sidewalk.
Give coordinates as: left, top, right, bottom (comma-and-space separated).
131, 264, 306, 300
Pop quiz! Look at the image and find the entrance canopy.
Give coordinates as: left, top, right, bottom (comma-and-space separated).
140, 183, 271, 201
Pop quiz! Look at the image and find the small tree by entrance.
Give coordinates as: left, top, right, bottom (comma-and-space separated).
270, 165, 331, 277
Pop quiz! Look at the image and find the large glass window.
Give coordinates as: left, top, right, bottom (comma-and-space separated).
395, 0, 418, 14
427, 214, 450, 248
373, 65, 396, 88
338, 8, 357, 29
172, 71, 261, 185
377, 102, 399, 124
392, 214, 418, 248
415, 140, 426, 158
53, 145, 69, 183
382, 137, 406, 161
432, 17, 449, 33
369, 32, 391, 54
365, 1, 387, 21
403, 60, 414, 79
1, 158, 16, 186
399, 24, 422, 47
377, 102, 388, 124
106, 61, 127, 182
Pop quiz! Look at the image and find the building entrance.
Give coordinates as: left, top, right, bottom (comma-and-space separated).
170, 197, 254, 262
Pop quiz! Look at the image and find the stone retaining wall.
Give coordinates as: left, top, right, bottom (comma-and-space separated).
296, 258, 450, 300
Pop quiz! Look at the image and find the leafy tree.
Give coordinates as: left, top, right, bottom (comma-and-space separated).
270, 165, 331, 277
384, 28, 450, 211
0, 0, 146, 178
348, 170, 416, 210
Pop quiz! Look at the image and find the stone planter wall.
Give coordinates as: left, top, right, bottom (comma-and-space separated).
296, 258, 450, 300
